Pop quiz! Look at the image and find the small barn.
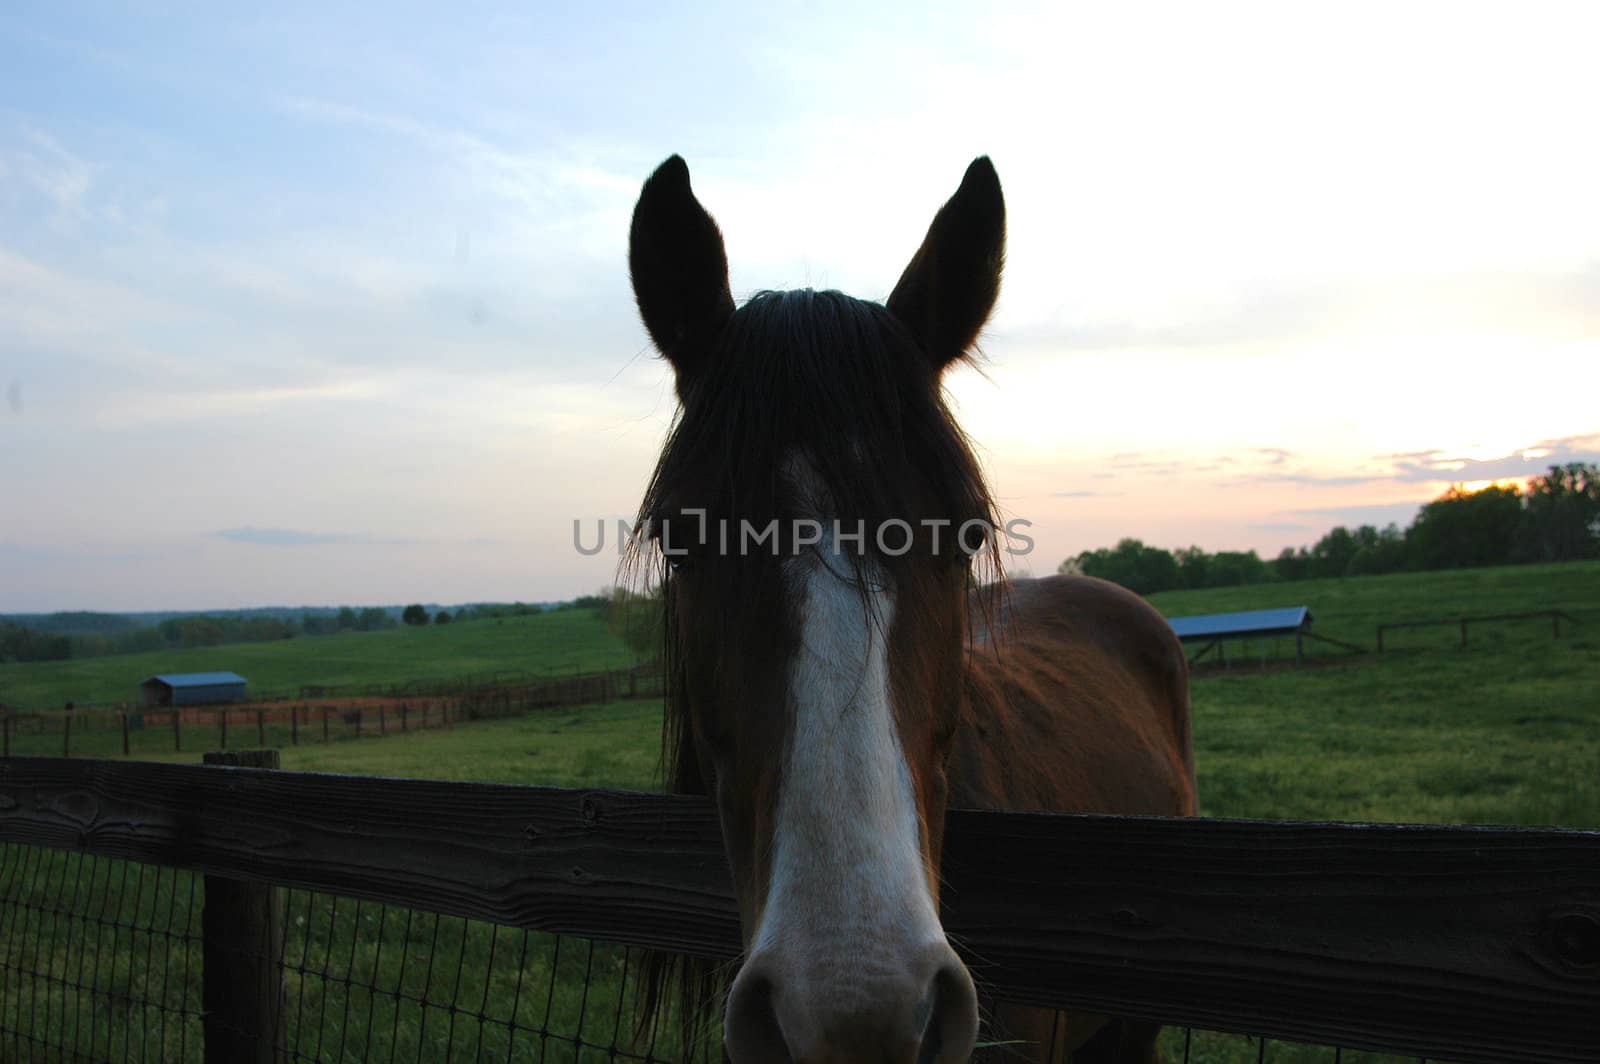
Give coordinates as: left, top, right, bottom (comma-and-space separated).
1168, 607, 1316, 666
139, 672, 249, 708
1168, 607, 1313, 645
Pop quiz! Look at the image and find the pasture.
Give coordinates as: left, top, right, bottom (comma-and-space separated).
0, 607, 641, 711
4, 561, 1597, 1062
175, 559, 1599, 831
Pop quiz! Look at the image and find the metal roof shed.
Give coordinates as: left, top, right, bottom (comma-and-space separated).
139, 672, 249, 708
1165, 607, 1347, 667
1168, 607, 1312, 643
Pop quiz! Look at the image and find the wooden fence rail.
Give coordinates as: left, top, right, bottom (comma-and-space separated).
0, 756, 1596, 1063
0, 664, 665, 759
1376, 608, 1580, 651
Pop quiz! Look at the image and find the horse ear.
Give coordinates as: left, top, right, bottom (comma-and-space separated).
629, 156, 735, 391
886, 157, 1006, 371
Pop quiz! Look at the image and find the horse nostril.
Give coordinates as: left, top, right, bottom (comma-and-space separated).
724, 967, 794, 1064
919, 959, 979, 1064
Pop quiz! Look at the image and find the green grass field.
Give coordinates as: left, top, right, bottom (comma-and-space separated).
4, 560, 1598, 1062
200, 560, 1598, 831
0, 608, 642, 711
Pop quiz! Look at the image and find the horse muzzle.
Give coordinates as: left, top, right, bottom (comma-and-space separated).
724, 938, 978, 1064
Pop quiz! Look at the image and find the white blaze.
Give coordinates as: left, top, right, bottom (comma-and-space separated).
750, 543, 945, 1003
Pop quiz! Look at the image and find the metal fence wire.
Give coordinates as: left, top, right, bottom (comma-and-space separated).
0, 843, 1441, 1063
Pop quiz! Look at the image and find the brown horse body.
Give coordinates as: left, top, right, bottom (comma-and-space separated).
627, 154, 1195, 1063
957, 575, 1197, 1061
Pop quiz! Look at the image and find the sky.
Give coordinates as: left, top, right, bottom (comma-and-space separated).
2, 1, 1598, 611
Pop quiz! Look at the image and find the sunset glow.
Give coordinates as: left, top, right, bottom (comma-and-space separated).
2, 2, 1598, 609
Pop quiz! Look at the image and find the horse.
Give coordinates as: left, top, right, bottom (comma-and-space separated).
626, 154, 1197, 1064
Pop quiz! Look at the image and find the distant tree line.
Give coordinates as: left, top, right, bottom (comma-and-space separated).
0, 600, 548, 665
1063, 463, 1600, 595
400, 604, 466, 626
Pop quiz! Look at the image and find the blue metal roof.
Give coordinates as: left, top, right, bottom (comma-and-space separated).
144, 672, 248, 688
1168, 607, 1311, 642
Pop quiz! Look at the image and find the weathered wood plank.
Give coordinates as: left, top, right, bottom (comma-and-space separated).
0, 756, 1595, 1063
941, 810, 1600, 1062
202, 750, 285, 1064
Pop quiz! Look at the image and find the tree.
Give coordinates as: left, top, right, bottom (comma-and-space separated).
434, 610, 452, 625
1520, 462, 1600, 562
1173, 546, 1209, 589
1075, 538, 1183, 595
1345, 524, 1407, 576
1309, 526, 1360, 579
0, 622, 73, 663
608, 586, 664, 662
336, 607, 358, 631
402, 604, 430, 626
357, 607, 393, 631
1206, 550, 1269, 587
1273, 546, 1310, 581
571, 591, 611, 611
1407, 484, 1522, 570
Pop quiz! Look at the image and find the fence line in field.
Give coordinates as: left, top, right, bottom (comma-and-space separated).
0, 664, 664, 759
1375, 607, 1581, 651
1, 754, 1595, 1063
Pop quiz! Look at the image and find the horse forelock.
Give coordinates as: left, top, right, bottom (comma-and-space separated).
627, 286, 1003, 780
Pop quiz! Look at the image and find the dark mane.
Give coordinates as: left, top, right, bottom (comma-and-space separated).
627, 287, 1001, 792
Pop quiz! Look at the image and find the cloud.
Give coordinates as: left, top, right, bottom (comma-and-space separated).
15, 127, 93, 220
213, 527, 412, 547
1219, 433, 1600, 491
1104, 452, 1186, 476
1225, 471, 1394, 488
1247, 522, 1313, 534
1386, 433, 1600, 484
1012, 267, 1600, 363
1279, 502, 1426, 528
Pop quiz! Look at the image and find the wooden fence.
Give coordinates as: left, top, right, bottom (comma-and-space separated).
1376, 608, 1580, 651
0, 664, 664, 759
0, 755, 1595, 1062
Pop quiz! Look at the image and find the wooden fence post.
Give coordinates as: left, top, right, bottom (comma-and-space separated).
174, 709, 183, 752
257, 710, 266, 747
378, 704, 386, 737
400, 703, 408, 733
1376, 626, 1385, 653
322, 707, 329, 743
202, 749, 285, 1064
220, 710, 228, 750
355, 708, 362, 740
121, 712, 130, 757
62, 714, 72, 758
290, 706, 298, 746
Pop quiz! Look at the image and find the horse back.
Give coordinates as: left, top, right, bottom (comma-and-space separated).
955, 574, 1197, 818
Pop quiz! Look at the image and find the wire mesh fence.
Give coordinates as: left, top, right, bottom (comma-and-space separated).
0, 841, 716, 1063
0, 841, 1448, 1063
0, 842, 203, 1062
